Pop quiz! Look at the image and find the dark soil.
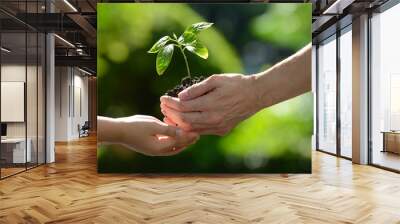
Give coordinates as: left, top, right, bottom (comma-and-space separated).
165, 76, 205, 97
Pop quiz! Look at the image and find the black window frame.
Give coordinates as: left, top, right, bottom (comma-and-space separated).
314, 15, 352, 161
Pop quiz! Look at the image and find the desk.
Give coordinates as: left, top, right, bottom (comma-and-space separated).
382, 131, 400, 154
1, 138, 31, 163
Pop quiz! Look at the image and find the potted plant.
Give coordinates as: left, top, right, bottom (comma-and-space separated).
148, 22, 213, 96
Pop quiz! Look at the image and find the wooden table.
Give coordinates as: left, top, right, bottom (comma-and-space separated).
0, 138, 31, 165
382, 131, 400, 154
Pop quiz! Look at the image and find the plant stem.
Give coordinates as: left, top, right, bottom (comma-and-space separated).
178, 46, 191, 78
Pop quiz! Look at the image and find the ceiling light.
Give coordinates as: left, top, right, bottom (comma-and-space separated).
76, 48, 85, 55
54, 34, 75, 48
1, 47, 11, 53
323, 0, 354, 15
78, 67, 92, 76
63, 0, 78, 12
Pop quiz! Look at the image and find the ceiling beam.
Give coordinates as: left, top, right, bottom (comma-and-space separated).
13, 13, 82, 32
55, 55, 96, 72
312, 15, 335, 33
67, 13, 96, 46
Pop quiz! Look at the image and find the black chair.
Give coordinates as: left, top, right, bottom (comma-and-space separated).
78, 121, 90, 138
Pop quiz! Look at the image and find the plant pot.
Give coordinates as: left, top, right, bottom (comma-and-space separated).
165, 76, 205, 97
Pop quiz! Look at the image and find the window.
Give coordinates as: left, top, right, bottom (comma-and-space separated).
339, 26, 352, 158
317, 35, 337, 154
370, 2, 400, 171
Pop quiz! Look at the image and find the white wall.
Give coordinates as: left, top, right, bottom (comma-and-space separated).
55, 67, 89, 141
1, 63, 46, 164
55, 66, 69, 141
1, 65, 29, 138
72, 72, 89, 138
1, 82, 25, 122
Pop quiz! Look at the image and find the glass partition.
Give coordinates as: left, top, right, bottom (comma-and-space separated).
1, 30, 28, 177
0, 2, 46, 179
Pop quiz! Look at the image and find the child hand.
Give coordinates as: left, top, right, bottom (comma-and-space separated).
98, 115, 199, 156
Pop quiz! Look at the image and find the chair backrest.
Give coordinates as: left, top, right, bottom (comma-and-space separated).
82, 121, 90, 129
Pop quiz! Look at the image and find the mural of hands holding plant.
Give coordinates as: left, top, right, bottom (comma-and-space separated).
99, 19, 311, 157
149, 22, 312, 137
97, 3, 313, 173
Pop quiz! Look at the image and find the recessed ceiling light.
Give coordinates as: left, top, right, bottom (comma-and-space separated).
323, 0, 354, 15
54, 34, 75, 48
1, 47, 11, 53
78, 67, 92, 76
63, 0, 78, 12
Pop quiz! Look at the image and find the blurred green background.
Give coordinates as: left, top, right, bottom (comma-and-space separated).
97, 3, 312, 173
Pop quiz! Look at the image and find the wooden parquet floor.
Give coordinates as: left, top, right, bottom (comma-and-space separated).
1, 135, 400, 224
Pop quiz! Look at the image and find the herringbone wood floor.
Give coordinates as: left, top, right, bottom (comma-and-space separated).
0, 136, 400, 224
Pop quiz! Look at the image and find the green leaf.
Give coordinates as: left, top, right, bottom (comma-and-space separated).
148, 36, 170, 53
156, 44, 174, 75
178, 31, 196, 45
186, 42, 208, 59
186, 22, 213, 34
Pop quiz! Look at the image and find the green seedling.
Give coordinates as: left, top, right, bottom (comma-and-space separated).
148, 22, 213, 78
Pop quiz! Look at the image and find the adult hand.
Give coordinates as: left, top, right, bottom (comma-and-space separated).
98, 115, 199, 156
160, 74, 262, 136
160, 44, 312, 136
